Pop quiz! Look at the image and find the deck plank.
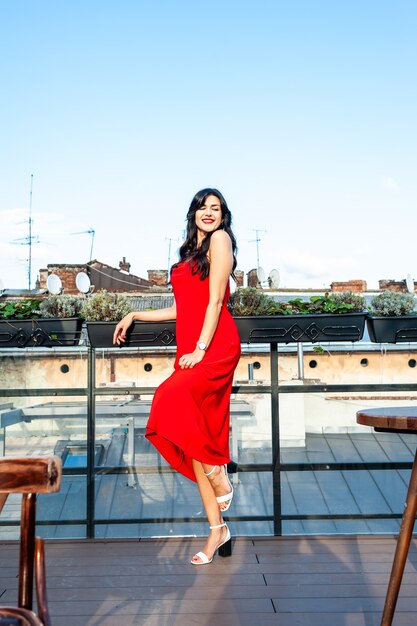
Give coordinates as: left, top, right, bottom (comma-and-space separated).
1, 535, 417, 624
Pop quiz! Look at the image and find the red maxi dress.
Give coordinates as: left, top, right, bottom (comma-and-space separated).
145, 261, 241, 482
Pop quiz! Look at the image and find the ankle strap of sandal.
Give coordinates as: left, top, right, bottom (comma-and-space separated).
204, 465, 218, 477
209, 522, 226, 530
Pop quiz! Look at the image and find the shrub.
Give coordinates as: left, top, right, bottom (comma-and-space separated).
38, 295, 83, 318
81, 290, 133, 321
228, 288, 286, 316
327, 292, 366, 313
370, 291, 416, 316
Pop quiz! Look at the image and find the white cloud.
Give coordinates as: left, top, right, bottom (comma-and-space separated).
381, 176, 399, 191
253, 246, 362, 289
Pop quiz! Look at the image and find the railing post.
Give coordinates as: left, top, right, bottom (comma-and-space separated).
86, 346, 95, 538
270, 342, 282, 535
126, 417, 137, 488
248, 362, 254, 382
297, 342, 304, 380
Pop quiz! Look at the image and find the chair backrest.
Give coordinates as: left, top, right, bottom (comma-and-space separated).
0, 457, 62, 620
0, 457, 62, 495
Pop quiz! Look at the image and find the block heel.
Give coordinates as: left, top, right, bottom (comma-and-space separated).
218, 537, 232, 558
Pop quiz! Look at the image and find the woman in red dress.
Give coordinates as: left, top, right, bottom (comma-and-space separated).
113, 188, 240, 565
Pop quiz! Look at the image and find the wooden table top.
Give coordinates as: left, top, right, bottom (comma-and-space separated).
357, 406, 417, 433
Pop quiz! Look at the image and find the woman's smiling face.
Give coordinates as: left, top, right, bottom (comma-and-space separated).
195, 194, 222, 242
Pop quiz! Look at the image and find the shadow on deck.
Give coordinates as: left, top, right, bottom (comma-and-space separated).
1, 535, 417, 625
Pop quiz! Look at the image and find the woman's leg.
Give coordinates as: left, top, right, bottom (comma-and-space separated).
191, 459, 229, 564
201, 463, 233, 511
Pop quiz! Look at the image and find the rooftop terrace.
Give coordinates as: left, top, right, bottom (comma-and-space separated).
1, 335, 417, 623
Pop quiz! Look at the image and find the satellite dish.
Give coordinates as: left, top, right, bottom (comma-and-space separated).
406, 273, 414, 294
76, 271, 91, 294
257, 266, 266, 284
268, 269, 280, 289
46, 274, 63, 295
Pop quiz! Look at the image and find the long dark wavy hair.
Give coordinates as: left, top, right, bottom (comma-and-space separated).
171, 188, 237, 280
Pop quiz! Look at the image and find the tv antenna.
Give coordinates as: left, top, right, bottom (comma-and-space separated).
257, 266, 266, 285
71, 228, 95, 261
268, 268, 280, 289
166, 236, 179, 273
46, 273, 63, 294
256, 267, 280, 289
11, 174, 39, 290
406, 273, 414, 294
249, 228, 267, 269
76, 271, 94, 294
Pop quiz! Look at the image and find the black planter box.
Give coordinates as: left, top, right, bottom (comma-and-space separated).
367, 315, 417, 343
0, 318, 83, 348
234, 313, 367, 344
86, 321, 176, 348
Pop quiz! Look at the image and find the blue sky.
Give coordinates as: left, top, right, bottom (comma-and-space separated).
1, 0, 416, 290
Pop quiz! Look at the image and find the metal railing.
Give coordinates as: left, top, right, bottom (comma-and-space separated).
1, 343, 417, 538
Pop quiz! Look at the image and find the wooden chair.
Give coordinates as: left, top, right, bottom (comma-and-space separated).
0, 457, 62, 626
357, 407, 417, 626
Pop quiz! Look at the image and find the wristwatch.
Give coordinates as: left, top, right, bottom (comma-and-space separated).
196, 341, 207, 351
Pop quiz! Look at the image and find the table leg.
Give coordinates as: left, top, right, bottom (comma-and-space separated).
0, 493, 8, 514
381, 447, 417, 626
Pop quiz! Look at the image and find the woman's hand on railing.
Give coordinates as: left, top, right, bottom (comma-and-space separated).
113, 313, 135, 345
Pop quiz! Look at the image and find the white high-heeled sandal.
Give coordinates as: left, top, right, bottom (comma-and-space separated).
191, 522, 232, 565
204, 464, 234, 511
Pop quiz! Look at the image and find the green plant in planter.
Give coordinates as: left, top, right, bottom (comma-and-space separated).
38, 295, 83, 318
229, 288, 366, 316
0, 299, 41, 319
81, 290, 133, 322
287, 292, 365, 314
370, 291, 416, 316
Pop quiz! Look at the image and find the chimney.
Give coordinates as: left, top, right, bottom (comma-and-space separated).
119, 257, 131, 273
247, 269, 258, 288
148, 269, 168, 286
378, 279, 408, 293
235, 270, 244, 288
39, 268, 48, 290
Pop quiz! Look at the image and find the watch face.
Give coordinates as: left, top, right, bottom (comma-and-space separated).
197, 341, 207, 350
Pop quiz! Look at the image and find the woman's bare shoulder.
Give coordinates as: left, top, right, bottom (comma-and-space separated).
210, 229, 232, 248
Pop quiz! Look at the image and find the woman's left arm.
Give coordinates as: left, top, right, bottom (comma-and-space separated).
178, 230, 233, 369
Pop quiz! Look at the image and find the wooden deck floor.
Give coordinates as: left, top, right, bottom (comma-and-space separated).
1, 535, 417, 625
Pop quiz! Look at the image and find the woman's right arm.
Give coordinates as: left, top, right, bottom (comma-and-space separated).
113, 300, 176, 345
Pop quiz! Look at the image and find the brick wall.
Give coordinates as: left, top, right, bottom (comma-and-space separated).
39, 264, 87, 294
148, 269, 168, 286
378, 279, 413, 292
330, 280, 367, 293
